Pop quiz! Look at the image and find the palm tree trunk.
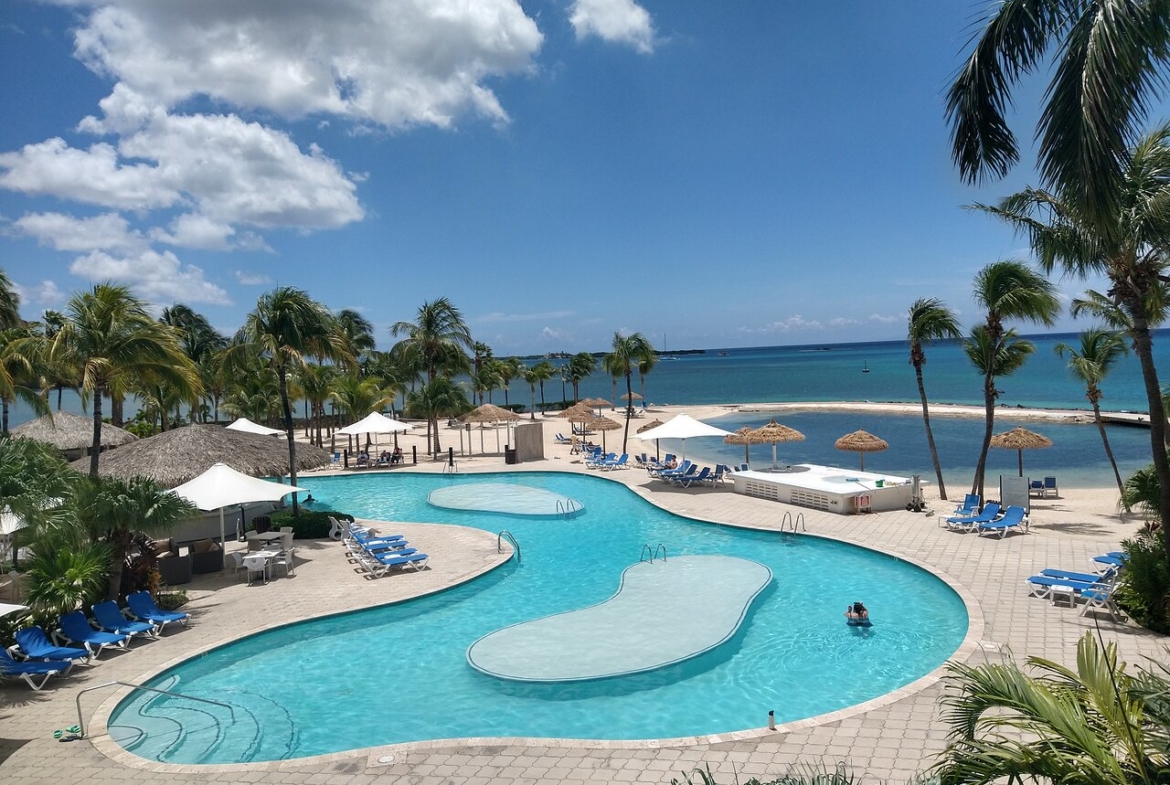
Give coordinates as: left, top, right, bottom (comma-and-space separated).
1, 397, 8, 436
539, 381, 546, 415
111, 394, 124, 427
106, 530, 129, 600
90, 389, 104, 477
1129, 316, 1170, 557
277, 366, 299, 516
971, 370, 995, 501
529, 386, 536, 420
915, 364, 947, 500
1090, 400, 1128, 510
56, 385, 63, 411
622, 373, 633, 453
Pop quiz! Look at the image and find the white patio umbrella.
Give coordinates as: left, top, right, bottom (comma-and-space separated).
0, 602, 28, 620
633, 414, 733, 461
171, 463, 307, 567
225, 417, 284, 436
338, 411, 414, 454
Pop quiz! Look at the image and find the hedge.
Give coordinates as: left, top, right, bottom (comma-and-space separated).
269, 509, 354, 539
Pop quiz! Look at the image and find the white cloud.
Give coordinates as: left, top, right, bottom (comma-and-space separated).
751, 315, 823, 333
541, 326, 568, 341
569, 0, 655, 53
150, 213, 235, 251
70, 249, 229, 305
12, 280, 64, 310
235, 270, 272, 286
67, 0, 543, 129
867, 313, 900, 324
15, 211, 148, 254
479, 309, 576, 323
828, 317, 860, 328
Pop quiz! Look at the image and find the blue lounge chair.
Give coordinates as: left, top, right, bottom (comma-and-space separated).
1029, 479, 1045, 497
953, 493, 980, 515
1025, 573, 1104, 602
55, 611, 129, 658
92, 600, 156, 640
674, 466, 712, 487
1080, 586, 1123, 620
360, 550, 429, 577
1042, 566, 1118, 584
708, 464, 728, 485
126, 591, 190, 633
940, 502, 1002, 532
0, 648, 71, 690
977, 505, 1028, 538
1043, 476, 1058, 497
602, 454, 628, 470
10, 626, 90, 665
1093, 552, 1128, 569
655, 460, 693, 479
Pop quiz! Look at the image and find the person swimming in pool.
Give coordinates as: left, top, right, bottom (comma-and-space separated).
845, 601, 869, 622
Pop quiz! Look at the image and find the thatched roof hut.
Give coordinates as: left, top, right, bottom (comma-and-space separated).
12, 412, 137, 454
834, 429, 889, 471
70, 424, 330, 487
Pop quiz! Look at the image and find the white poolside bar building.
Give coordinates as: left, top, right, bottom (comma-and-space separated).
732, 464, 917, 514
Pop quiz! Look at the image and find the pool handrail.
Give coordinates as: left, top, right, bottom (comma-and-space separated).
75, 680, 234, 739
497, 530, 521, 562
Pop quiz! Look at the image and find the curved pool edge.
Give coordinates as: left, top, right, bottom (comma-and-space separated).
83, 471, 984, 774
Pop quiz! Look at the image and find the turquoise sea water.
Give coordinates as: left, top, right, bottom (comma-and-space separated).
110, 472, 967, 764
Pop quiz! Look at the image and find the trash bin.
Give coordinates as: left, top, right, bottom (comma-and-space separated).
504, 447, 518, 465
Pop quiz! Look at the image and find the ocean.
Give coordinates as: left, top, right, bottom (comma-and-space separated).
7, 331, 1169, 489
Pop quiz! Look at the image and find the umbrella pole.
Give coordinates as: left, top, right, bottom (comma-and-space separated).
1018, 450, 1023, 477
771, 443, 778, 471
860, 452, 865, 471
219, 507, 226, 569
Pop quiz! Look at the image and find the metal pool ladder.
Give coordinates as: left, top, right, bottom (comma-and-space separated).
497, 530, 520, 562
74, 681, 234, 738
640, 543, 667, 563
781, 511, 806, 533
555, 499, 580, 517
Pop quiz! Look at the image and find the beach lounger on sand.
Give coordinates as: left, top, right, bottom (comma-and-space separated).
976, 505, 1028, 538
0, 648, 71, 690
673, 466, 711, 487
953, 493, 980, 515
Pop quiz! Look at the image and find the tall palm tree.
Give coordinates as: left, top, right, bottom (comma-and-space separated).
521, 365, 540, 420
0, 326, 49, 435
568, 352, 597, 402
329, 373, 394, 451
0, 268, 19, 329
976, 126, 1170, 543
51, 284, 200, 476
496, 357, 523, 408
637, 353, 658, 403
907, 298, 962, 501
160, 304, 226, 423
39, 310, 74, 411
1056, 329, 1131, 505
406, 377, 469, 455
933, 632, 1167, 785
965, 326, 1037, 500
390, 297, 473, 382
603, 332, 656, 453
296, 363, 336, 447
228, 287, 353, 514
946, 1, 1170, 230
336, 309, 376, 356
532, 360, 555, 416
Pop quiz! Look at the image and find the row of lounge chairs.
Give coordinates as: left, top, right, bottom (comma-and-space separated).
1, 592, 189, 690
336, 517, 429, 577
939, 501, 1030, 538
1025, 551, 1125, 620
641, 458, 731, 488
583, 449, 630, 470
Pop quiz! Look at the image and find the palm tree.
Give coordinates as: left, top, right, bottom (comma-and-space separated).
967, 262, 1059, 499
976, 126, 1170, 544
330, 373, 394, 451
406, 377, 469, 455
907, 298, 962, 501
390, 297, 473, 382
532, 360, 555, 415
637, 352, 658, 404
933, 632, 1167, 785
40, 310, 74, 411
75, 475, 196, 600
521, 365, 540, 420
221, 362, 282, 424
336, 309, 376, 356
964, 325, 1036, 500
946, 1, 1170, 230
296, 363, 335, 447
0, 268, 19, 329
0, 326, 49, 435
51, 284, 200, 477
160, 304, 227, 423
603, 332, 656, 453
568, 352, 597, 402
228, 287, 353, 514
1056, 329, 1131, 506
496, 357, 523, 408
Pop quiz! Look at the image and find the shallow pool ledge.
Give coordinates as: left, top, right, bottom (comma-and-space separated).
467, 554, 772, 681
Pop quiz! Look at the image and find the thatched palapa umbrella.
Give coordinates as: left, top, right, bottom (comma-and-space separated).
460, 403, 522, 454
585, 415, 621, 452
834, 429, 888, 471
12, 411, 136, 455
746, 419, 806, 471
990, 426, 1053, 477
558, 403, 597, 440
638, 418, 665, 459
723, 427, 753, 466
71, 424, 331, 487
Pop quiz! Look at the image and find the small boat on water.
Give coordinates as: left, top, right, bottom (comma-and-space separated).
862, 361, 870, 373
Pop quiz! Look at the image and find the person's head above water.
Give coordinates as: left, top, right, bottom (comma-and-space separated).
853, 601, 866, 613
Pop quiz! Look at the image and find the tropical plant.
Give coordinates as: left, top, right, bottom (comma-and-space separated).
50, 283, 200, 476
22, 542, 111, 624
160, 304, 227, 422
330, 372, 394, 450
1056, 329, 1131, 504
296, 363, 335, 447
406, 377, 469, 455
637, 352, 658, 403
966, 262, 1059, 499
0, 435, 79, 532
603, 332, 656, 453
0, 325, 49, 435
521, 364, 540, 420
74, 475, 197, 600
567, 352, 597, 402
1123, 464, 1164, 525
39, 309, 74, 411
390, 297, 473, 382
975, 125, 1170, 550
933, 631, 1170, 785
907, 297, 962, 501
336, 308, 376, 356
1115, 524, 1170, 633
495, 357, 523, 408
946, 0, 1170, 229
0, 268, 20, 329
227, 287, 353, 514
531, 360, 555, 415
221, 362, 282, 423
964, 325, 1036, 499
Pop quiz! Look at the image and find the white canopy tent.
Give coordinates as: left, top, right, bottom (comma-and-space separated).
337, 411, 413, 435
633, 414, 734, 461
171, 463, 306, 567
226, 417, 284, 436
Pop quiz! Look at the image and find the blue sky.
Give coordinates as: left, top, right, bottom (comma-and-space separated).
0, 1, 1114, 355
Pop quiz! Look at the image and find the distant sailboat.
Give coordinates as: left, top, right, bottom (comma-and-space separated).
862, 361, 870, 373
661, 332, 680, 360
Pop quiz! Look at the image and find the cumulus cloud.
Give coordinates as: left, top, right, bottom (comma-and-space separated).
479, 309, 576, 323
235, 270, 272, 286
15, 211, 148, 254
541, 326, 567, 341
12, 280, 64, 310
70, 249, 229, 305
828, 317, 860, 328
867, 313, 899, 324
67, 0, 542, 129
752, 315, 823, 333
569, 0, 655, 53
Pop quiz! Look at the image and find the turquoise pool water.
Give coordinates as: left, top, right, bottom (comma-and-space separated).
109, 472, 968, 764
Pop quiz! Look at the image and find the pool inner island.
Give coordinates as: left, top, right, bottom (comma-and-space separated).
466, 555, 773, 681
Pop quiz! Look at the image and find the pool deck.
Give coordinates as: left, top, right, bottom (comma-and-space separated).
1, 422, 1163, 784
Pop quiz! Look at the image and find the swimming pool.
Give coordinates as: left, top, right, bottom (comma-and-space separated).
109, 472, 968, 764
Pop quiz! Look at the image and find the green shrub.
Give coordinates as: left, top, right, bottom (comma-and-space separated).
156, 590, 189, 610
269, 509, 353, 539
1115, 526, 1170, 633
